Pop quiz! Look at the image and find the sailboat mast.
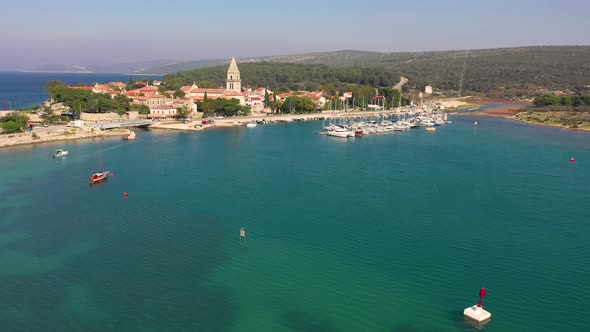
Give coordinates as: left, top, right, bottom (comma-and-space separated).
99, 140, 103, 172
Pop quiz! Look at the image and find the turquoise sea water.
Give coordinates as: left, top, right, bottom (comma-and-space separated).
0, 72, 162, 109
0, 116, 589, 331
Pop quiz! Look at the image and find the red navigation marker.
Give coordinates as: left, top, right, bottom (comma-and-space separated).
477, 288, 486, 308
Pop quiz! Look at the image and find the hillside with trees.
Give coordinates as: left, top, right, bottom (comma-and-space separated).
163, 63, 401, 91
45, 80, 149, 116
164, 46, 590, 97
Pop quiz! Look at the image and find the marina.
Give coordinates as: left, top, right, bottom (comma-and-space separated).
320, 108, 448, 138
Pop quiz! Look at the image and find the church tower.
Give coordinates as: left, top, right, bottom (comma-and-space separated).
226, 57, 241, 92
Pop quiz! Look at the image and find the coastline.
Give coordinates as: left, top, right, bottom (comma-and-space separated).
506, 116, 590, 131
149, 109, 411, 132
0, 127, 132, 148
9, 98, 586, 148
456, 103, 590, 132
2, 109, 417, 148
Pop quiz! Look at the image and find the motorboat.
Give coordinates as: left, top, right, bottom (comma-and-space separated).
327, 126, 353, 138
52, 149, 69, 158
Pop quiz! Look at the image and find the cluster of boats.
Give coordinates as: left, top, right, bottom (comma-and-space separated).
322, 112, 449, 138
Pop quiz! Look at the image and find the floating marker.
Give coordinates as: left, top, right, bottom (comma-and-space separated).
110, 173, 115, 176
123, 192, 128, 197
474, 121, 478, 125
463, 288, 491, 324
239, 227, 246, 245
570, 157, 575, 163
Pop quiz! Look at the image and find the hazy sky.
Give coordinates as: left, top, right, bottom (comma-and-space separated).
1, 0, 589, 70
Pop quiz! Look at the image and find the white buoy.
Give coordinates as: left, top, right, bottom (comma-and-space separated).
474, 121, 478, 126
464, 288, 491, 323
240, 227, 246, 245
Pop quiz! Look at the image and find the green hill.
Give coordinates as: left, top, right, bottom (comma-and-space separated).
163, 46, 590, 96
163, 62, 402, 91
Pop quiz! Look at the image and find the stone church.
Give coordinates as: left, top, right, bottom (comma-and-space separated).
180, 57, 246, 105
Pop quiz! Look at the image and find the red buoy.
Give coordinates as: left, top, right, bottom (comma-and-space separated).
477, 288, 486, 308
123, 192, 128, 197
111, 173, 115, 176
570, 157, 575, 163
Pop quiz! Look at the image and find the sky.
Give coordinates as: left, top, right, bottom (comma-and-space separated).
1, 0, 589, 70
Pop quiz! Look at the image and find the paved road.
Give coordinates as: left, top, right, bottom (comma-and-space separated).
394, 76, 408, 90
30, 124, 69, 133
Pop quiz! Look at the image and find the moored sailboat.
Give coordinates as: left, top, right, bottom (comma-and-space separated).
88, 140, 109, 184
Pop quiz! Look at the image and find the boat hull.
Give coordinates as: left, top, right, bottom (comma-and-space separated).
88, 171, 110, 184
327, 131, 351, 138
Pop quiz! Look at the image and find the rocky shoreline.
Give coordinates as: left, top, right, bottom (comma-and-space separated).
0, 127, 131, 148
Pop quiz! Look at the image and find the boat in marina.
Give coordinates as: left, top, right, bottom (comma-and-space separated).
327, 126, 353, 138
320, 109, 448, 138
52, 149, 69, 158
88, 140, 109, 184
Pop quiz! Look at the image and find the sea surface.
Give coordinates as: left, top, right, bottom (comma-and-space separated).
0, 116, 589, 332
0, 72, 162, 110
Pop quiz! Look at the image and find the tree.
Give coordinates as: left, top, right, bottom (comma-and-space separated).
176, 107, 189, 119
264, 88, 270, 107
279, 96, 315, 113
2, 120, 20, 133
173, 89, 186, 99
131, 104, 150, 115
45, 80, 66, 99
196, 98, 250, 118
0, 112, 29, 130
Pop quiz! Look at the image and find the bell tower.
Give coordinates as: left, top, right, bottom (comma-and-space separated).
226, 57, 241, 92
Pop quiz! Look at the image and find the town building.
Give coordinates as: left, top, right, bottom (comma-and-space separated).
226, 57, 241, 93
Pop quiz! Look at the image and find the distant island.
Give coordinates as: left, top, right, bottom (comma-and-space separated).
25, 64, 94, 73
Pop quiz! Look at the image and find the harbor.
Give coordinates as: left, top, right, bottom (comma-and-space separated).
149, 105, 455, 134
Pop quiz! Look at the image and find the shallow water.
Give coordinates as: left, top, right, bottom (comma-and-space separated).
0, 117, 589, 331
